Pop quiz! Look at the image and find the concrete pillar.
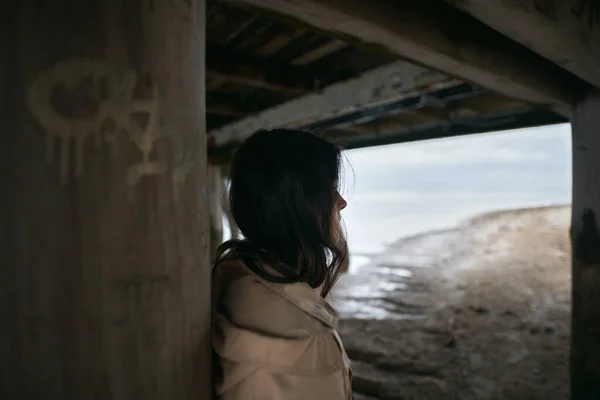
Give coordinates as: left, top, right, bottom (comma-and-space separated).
570, 90, 600, 399
0, 1, 211, 399
208, 164, 224, 259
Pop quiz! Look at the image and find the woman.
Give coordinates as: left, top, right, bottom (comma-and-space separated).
212, 129, 352, 400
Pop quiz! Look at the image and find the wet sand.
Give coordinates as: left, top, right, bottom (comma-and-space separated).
333, 205, 571, 400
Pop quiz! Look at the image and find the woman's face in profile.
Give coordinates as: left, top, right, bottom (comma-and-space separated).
332, 191, 347, 241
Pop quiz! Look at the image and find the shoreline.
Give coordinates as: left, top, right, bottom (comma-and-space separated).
347, 203, 571, 273
336, 204, 572, 400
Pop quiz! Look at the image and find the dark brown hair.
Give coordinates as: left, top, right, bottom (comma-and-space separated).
214, 129, 347, 297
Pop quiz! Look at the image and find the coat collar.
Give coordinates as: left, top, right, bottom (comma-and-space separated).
213, 259, 339, 329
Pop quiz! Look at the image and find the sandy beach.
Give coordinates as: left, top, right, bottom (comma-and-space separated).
333, 205, 571, 400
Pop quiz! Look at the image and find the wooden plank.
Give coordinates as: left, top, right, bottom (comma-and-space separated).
570, 89, 600, 399
207, 44, 317, 93
332, 108, 567, 149
291, 39, 348, 65
207, 5, 256, 44
0, 0, 211, 398
224, 13, 259, 44
444, 0, 600, 89
223, 0, 589, 116
209, 58, 454, 146
453, 93, 530, 113
255, 27, 306, 55
335, 117, 409, 137
207, 106, 247, 117
206, 76, 227, 90
395, 110, 443, 125
206, 69, 309, 94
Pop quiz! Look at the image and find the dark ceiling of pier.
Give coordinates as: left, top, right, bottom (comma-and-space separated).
205, 0, 567, 154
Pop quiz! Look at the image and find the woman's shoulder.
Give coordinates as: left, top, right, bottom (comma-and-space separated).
214, 312, 351, 398
213, 309, 347, 375
213, 260, 351, 396
215, 260, 331, 338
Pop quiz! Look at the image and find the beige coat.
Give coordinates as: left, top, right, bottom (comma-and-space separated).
212, 259, 353, 400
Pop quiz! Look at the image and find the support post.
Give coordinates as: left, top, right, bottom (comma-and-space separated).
0, 0, 211, 399
208, 164, 224, 260
571, 90, 600, 399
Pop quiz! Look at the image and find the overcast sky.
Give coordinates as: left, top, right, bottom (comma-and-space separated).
342, 123, 572, 254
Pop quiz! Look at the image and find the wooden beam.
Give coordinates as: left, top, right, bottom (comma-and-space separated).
570, 90, 600, 399
206, 91, 283, 120
205, 70, 307, 94
337, 118, 409, 135
301, 82, 485, 132
290, 39, 348, 65
209, 58, 455, 146
444, 0, 600, 89
455, 95, 530, 114
223, 0, 589, 116
1, 0, 210, 398
255, 27, 307, 56
334, 108, 567, 149
206, 44, 317, 94
207, 106, 247, 118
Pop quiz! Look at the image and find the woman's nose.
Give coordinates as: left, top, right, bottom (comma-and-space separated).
338, 195, 347, 210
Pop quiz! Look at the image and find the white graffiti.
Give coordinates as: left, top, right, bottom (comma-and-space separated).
161, 91, 202, 202
124, 85, 168, 187
28, 58, 175, 188
30, 59, 122, 184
